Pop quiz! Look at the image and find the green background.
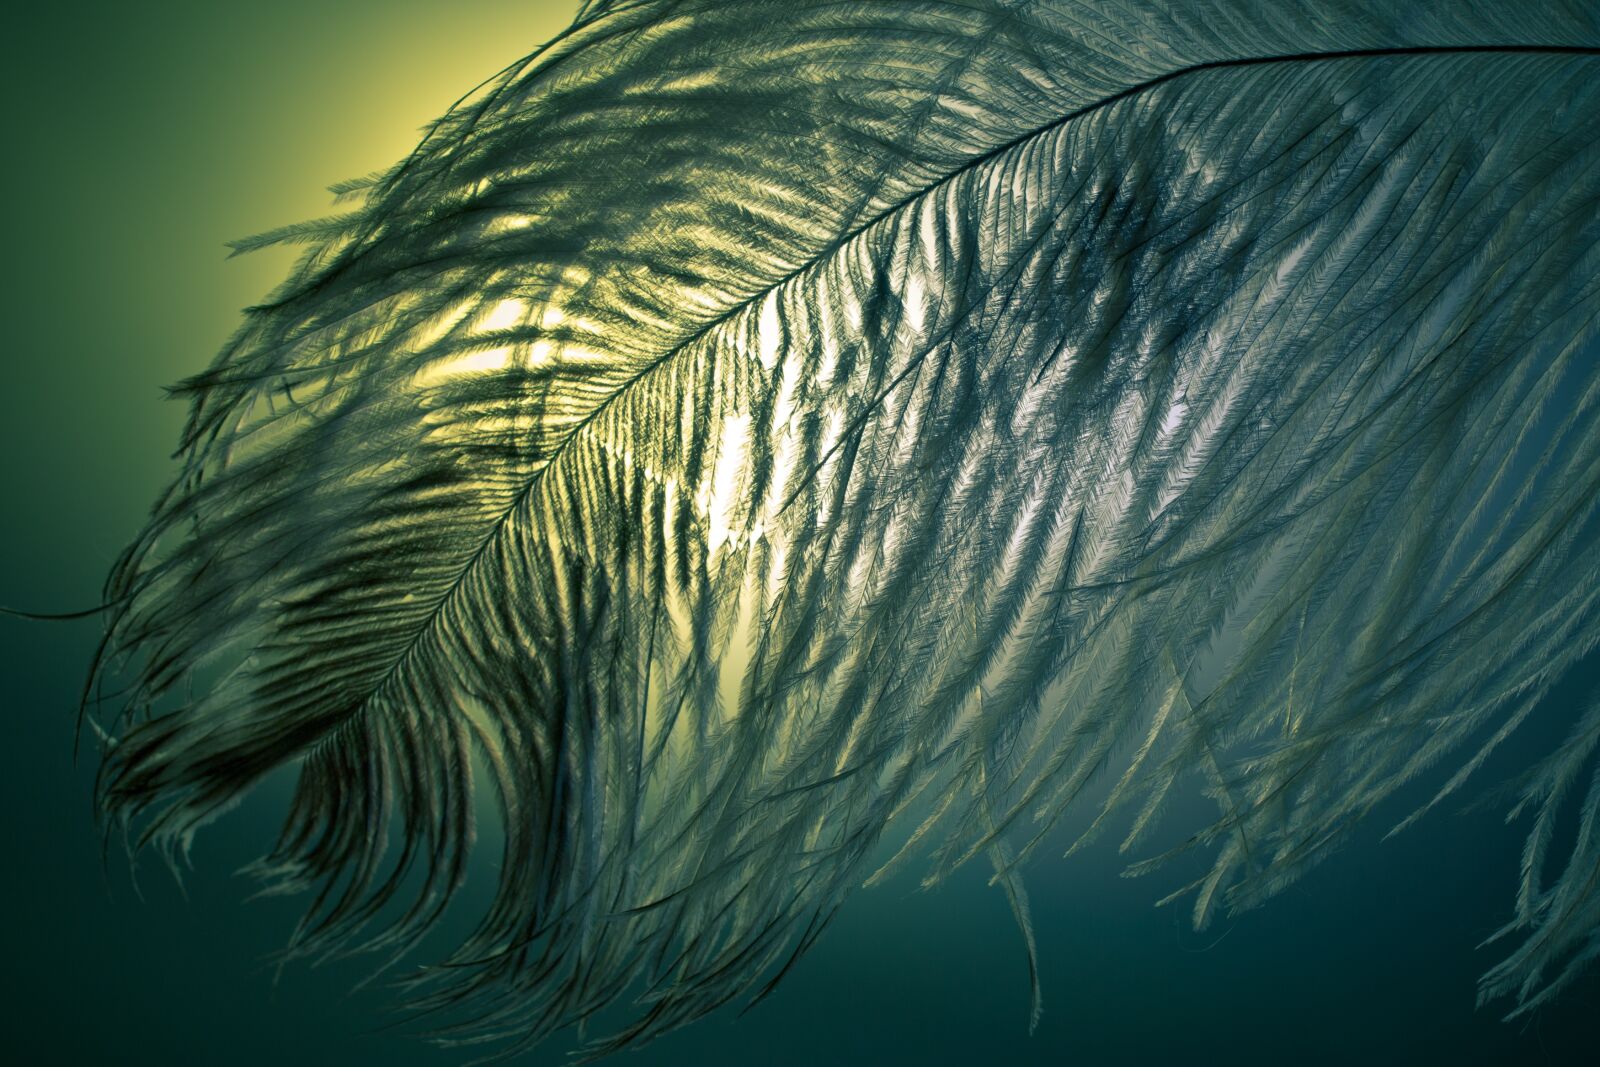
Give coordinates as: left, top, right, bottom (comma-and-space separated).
1, 2, 1595, 1063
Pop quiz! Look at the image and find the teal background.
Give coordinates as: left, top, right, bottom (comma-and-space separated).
1, 3, 1595, 1063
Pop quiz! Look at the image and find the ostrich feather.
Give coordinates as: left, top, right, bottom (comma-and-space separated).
90, 0, 1600, 1057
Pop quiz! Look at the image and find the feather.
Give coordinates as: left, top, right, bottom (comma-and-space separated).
89, 0, 1600, 1057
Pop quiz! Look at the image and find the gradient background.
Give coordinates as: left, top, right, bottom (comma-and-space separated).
2, 2, 1596, 1063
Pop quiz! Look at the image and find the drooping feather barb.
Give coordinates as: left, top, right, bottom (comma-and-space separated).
90, 0, 1600, 1057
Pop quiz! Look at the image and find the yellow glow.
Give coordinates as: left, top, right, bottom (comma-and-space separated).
424, 349, 516, 384
704, 412, 751, 560
478, 297, 527, 333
